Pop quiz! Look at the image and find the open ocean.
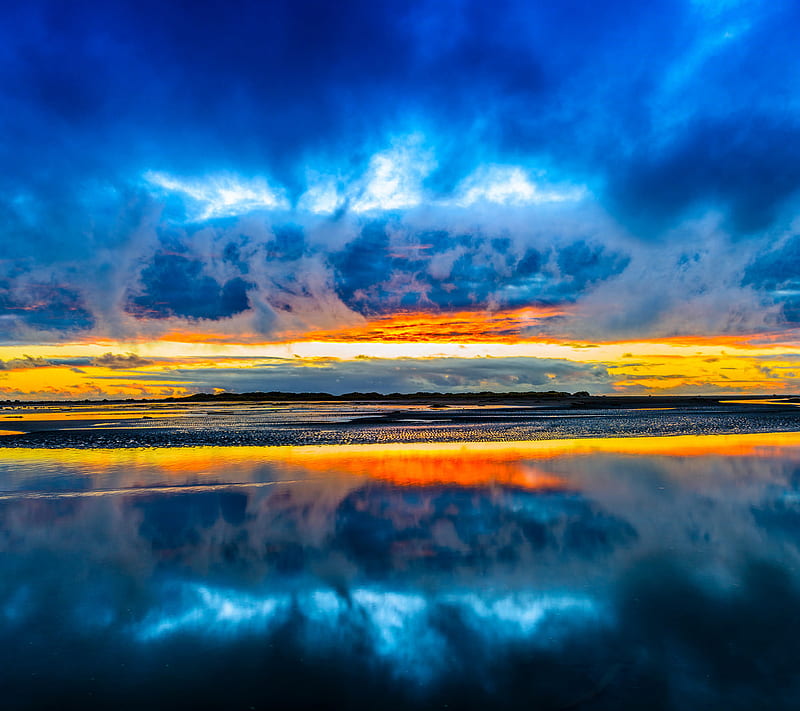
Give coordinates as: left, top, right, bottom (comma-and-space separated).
3, 402, 800, 709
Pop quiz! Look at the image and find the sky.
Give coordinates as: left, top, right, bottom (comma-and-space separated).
2, 0, 800, 398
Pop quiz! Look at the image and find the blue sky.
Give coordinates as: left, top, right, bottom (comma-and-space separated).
2, 0, 800, 396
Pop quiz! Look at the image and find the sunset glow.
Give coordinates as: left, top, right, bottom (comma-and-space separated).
2, 1, 799, 398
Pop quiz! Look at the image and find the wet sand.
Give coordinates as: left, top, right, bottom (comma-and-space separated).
1, 396, 800, 447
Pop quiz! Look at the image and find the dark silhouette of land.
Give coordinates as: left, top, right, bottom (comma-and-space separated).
1, 390, 796, 409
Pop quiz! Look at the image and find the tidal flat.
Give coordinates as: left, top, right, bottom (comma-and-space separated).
3, 400, 800, 709
2, 395, 800, 448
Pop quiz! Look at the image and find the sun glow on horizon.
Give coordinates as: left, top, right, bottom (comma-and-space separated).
2, 327, 800, 399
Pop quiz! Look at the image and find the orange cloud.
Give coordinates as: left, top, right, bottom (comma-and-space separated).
289, 306, 569, 343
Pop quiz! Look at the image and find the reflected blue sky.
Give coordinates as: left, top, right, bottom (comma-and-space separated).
4, 435, 800, 708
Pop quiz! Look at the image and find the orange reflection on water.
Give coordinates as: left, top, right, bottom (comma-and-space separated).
0, 408, 189, 422
720, 399, 798, 406
283, 448, 566, 489
277, 431, 800, 465
5, 432, 800, 493
0, 443, 566, 490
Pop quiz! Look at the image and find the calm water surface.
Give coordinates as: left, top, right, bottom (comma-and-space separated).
4, 433, 800, 709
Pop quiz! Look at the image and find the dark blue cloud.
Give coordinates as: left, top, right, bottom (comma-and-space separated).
610, 116, 800, 235
743, 236, 800, 292
330, 222, 397, 312
128, 254, 251, 320
743, 236, 800, 323
331, 224, 629, 314
555, 241, 630, 296
0, 281, 94, 334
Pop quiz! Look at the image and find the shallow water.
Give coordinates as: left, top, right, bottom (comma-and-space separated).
4, 431, 800, 709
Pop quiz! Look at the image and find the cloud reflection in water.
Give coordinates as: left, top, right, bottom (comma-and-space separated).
4, 434, 800, 708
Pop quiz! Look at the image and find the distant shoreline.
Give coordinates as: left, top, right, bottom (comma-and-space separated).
1, 391, 798, 409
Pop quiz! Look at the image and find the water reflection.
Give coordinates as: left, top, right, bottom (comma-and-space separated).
4, 434, 800, 709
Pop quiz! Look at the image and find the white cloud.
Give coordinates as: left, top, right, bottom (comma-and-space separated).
146, 147, 588, 221
350, 135, 437, 213
297, 174, 346, 215
144, 171, 290, 220
297, 136, 437, 215
449, 165, 587, 207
